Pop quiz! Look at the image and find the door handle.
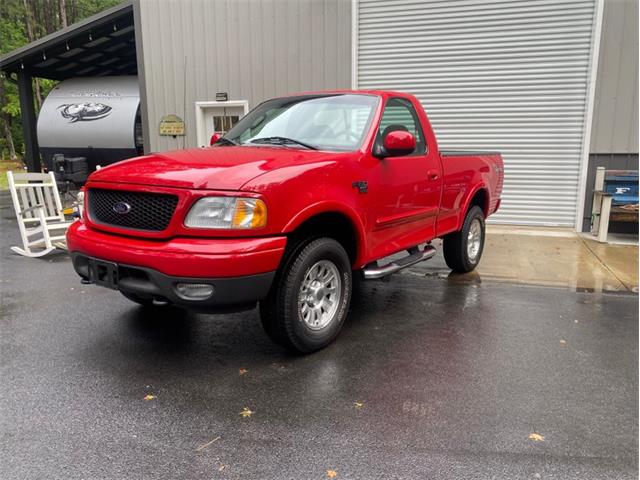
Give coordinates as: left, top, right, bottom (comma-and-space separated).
427, 171, 439, 181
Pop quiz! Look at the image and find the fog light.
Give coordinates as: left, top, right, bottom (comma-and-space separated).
175, 283, 214, 300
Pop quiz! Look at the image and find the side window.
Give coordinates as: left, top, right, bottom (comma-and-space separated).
376, 98, 426, 155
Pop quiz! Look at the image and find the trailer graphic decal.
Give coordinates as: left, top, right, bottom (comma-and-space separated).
58, 102, 112, 123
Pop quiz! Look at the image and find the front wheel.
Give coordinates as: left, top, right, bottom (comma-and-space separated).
443, 205, 485, 273
259, 237, 352, 354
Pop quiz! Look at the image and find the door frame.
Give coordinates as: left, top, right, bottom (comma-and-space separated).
194, 100, 249, 147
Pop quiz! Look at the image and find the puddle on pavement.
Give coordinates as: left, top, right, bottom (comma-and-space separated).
396, 233, 638, 293
408, 265, 637, 295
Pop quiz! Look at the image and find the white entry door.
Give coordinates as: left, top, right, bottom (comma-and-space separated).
195, 100, 249, 147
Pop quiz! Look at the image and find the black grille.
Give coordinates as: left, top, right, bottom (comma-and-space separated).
88, 188, 178, 231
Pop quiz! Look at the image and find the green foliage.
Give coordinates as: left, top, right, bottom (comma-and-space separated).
0, 0, 121, 160
0, 1, 27, 54
0, 0, 27, 158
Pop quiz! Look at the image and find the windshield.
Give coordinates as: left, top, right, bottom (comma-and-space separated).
222, 94, 379, 151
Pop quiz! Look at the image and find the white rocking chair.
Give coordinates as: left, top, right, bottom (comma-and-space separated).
7, 171, 75, 257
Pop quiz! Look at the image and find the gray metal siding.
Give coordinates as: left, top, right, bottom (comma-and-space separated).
357, 0, 599, 226
590, 0, 639, 154
136, 0, 351, 153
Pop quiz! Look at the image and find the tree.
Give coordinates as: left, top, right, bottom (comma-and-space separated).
21, 0, 44, 108
59, 0, 68, 28
0, 79, 17, 160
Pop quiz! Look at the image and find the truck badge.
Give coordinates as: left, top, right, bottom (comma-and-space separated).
112, 202, 131, 214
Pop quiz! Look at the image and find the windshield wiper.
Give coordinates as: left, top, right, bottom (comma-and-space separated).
214, 137, 238, 146
248, 136, 318, 150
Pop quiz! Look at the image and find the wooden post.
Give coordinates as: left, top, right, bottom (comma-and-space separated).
590, 166, 606, 235
17, 70, 40, 172
597, 195, 612, 243
594, 166, 606, 191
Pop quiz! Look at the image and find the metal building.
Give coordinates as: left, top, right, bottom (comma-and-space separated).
0, 0, 637, 231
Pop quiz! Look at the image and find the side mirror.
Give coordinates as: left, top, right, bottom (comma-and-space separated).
210, 133, 221, 146
382, 130, 416, 157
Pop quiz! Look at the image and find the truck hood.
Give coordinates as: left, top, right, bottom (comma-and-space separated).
89, 146, 339, 191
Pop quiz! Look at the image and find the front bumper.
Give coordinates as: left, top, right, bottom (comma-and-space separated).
71, 253, 275, 309
66, 221, 286, 308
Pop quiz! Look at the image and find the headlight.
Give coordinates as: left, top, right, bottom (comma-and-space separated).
184, 197, 267, 229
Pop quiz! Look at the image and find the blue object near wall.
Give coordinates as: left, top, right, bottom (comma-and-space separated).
604, 171, 639, 206
582, 155, 639, 232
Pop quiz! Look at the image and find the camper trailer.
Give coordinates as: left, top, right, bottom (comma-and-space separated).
37, 76, 142, 186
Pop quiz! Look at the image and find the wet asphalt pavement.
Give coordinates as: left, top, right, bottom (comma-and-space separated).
1, 196, 638, 479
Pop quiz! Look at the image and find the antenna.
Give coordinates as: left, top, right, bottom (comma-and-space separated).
182, 55, 187, 149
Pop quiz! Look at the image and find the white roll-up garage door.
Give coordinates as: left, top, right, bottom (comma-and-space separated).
357, 0, 598, 226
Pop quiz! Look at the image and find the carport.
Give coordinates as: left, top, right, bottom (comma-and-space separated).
0, 1, 136, 172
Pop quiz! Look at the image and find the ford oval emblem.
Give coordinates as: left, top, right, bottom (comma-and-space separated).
112, 202, 131, 214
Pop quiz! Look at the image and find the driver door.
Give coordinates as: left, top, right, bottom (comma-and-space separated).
365, 97, 442, 260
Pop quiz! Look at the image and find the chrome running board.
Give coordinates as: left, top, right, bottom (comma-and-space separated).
362, 245, 437, 280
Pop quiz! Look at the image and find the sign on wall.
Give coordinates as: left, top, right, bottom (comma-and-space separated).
159, 114, 185, 136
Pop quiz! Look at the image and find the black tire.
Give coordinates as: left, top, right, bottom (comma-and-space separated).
259, 237, 352, 354
120, 290, 156, 307
443, 205, 485, 273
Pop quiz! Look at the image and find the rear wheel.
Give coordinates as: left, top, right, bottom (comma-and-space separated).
443, 205, 485, 273
259, 237, 352, 354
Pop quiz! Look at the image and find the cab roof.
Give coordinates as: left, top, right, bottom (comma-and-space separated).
281, 89, 416, 101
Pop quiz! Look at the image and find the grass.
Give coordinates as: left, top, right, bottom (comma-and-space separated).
0, 159, 26, 190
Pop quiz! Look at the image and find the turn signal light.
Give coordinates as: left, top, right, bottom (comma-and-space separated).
232, 198, 267, 229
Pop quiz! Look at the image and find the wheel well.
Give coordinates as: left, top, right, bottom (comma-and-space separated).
287, 212, 358, 265
468, 189, 489, 217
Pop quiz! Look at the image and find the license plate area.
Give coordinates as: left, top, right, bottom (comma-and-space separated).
88, 259, 119, 289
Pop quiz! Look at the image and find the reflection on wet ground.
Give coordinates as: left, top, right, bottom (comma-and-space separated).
409, 232, 639, 293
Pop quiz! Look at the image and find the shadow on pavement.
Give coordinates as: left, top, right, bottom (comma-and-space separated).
126, 305, 195, 348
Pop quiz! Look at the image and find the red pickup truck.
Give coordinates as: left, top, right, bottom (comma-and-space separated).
68, 90, 503, 353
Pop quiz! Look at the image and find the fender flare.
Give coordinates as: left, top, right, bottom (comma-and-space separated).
283, 201, 368, 267
458, 184, 490, 231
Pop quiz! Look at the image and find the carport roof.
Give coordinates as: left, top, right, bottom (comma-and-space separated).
0, 1, 136, 80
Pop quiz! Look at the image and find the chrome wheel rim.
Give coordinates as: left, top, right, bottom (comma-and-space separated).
298, 260, 342, 330
467, 218, 482, 263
